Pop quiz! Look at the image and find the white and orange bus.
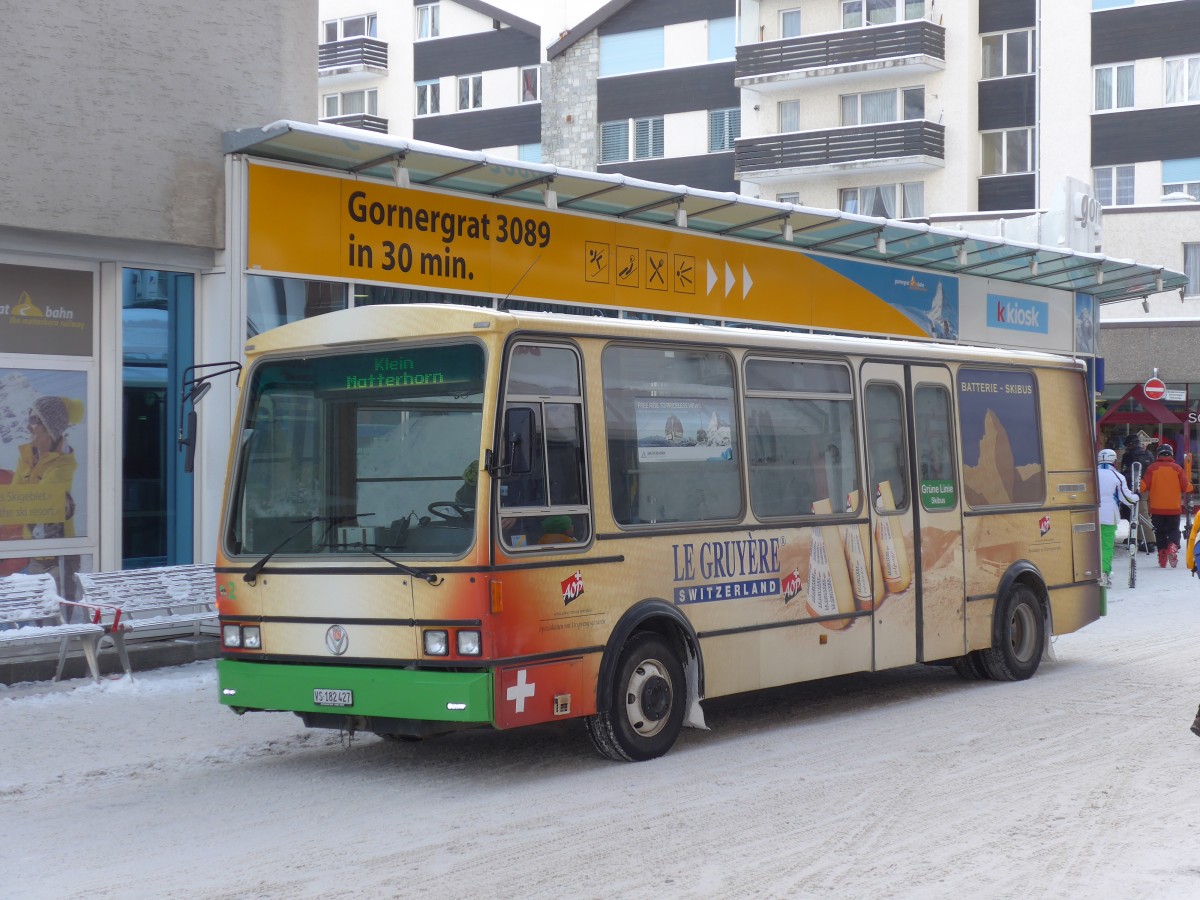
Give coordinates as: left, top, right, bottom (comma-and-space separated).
214, 302, 1101, 760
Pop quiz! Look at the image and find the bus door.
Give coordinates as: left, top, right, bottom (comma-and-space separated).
860, 364, 966, 670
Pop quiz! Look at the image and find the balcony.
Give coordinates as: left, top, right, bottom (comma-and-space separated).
318, 37, 388, 75
735, 21, 945, 89
319, 114, 389, 134
735, 120, 944, 181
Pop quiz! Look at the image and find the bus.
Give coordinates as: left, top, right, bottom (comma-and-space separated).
215, 303, 1101, 761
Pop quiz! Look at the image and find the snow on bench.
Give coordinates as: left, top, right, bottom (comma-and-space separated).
74, 564, 217, 679
0, 572, 107, 681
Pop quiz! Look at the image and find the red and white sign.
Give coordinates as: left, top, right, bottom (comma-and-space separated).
1144, 377, 1166, 400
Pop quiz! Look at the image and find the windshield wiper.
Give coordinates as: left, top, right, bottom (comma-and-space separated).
366, 549, 442, 586
242, 513, 368, 585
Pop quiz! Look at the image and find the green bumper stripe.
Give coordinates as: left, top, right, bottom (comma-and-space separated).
218, 659, 494, 723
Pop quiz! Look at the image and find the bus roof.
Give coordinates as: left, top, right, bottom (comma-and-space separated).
243, 303, 1085, 371
226, 120, 1184, 307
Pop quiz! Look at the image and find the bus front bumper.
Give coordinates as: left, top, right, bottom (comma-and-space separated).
217, 658, 494, 724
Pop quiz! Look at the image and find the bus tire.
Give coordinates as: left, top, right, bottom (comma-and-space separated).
585, 631, 685, 762
952, 651, 989, 680
979, 584, 1044, 682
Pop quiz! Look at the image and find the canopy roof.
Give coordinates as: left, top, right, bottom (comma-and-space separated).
225, 120, 1186, 306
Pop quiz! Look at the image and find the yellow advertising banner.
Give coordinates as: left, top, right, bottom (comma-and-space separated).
0, 482, 68, 526
247, 164, 927, 337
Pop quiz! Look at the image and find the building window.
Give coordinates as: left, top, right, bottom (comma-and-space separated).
781, 9, 802, 38
1093, 0, 1134, 9
416, 3, 440, 39
323, 89, 378, 118
1185, 243, 1200, 297
601, 117, 664, 162
1094, 64, 1134, 111
981, 29, 1034, 79
839, 182, 924, 217
842, 0, 924, 29
457, 74, 483, 110
1094, 165, 1135, 206
1164, 180, 1200, 200
709, 108, 741, 152
709, 17, 736, 60
1165, 55, 1200, 104
981, 128, 1032, 176
416, 80, 440, 116
518, 143, 542, 163
520, 66, 539, 103
840, 87, 924, 125
777, 191, 800, 203
323, 14, 377, 42
599, 28, 665, 77
779, 99, 801, 132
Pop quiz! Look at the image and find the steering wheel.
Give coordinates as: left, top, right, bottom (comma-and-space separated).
427, 502, 473, 523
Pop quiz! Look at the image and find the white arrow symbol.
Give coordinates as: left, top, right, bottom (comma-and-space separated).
742, 264, 753, 300
706, 260, 717, 295
725, 262, 735, 297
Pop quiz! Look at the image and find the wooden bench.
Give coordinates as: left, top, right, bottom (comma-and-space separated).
75, 564, 217, 679
0, 572, 107, 681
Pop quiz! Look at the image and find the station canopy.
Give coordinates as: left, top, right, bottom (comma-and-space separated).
226, 120, 1186, 306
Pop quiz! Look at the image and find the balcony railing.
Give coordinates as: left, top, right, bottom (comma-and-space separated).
735, 120, 944, 176
735, 21, 945, 81
319, 114, 389, 134
318, 37, 388, 72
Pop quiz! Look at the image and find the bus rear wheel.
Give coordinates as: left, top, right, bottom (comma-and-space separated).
979, 584, 1045, 681
586, 632, 685, 762
952, 651, 990, 680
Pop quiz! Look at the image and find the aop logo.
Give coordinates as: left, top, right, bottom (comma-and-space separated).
561, 571, 584, 605
989, 294, 1049, 335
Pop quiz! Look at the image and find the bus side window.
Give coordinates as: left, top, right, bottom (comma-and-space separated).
914, 384, 957, 511
864, 383, 909, 510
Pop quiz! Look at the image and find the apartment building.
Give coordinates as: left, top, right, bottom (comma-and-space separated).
318, 0, 739, 190
319, 0, 547, 159
543, 0, 740, 192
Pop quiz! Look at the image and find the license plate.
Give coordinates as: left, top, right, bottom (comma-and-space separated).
313, 688, 353, 707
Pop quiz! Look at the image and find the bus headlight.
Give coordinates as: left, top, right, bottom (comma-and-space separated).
457, 629, 482, 656
423, 629, 449, 656
242, 626, 262, 649
222, 625, 242, 648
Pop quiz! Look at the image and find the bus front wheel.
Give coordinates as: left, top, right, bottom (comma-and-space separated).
979, 584, 1045, 681
586, 632, 685, 762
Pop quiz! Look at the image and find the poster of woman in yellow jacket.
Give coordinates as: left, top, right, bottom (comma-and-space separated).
14, 395, 84, 538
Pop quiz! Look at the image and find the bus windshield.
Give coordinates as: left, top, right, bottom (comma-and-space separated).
225, 342, 486, 558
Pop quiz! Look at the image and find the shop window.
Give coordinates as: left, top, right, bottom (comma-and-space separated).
247, 275, 347, 338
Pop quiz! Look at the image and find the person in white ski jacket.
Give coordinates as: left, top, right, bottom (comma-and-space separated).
1098, 448, 1139, 587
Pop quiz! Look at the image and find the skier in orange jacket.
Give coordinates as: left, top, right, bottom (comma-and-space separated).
1140, 444, 1189, 568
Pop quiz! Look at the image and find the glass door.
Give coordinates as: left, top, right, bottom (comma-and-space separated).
121, 269, 194, 567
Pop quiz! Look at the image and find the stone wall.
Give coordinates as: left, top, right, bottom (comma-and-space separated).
542, 33, 600, 171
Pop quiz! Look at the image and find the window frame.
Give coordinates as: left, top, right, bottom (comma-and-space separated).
840, 86, 924, 126
981, 29, 1035, 80
778, 99, 801, 133
708, 107, 741, 153
1094, 165, 1135, 206
519, 66, 540, 103
841, 0, 925, 29
415, 80, 441, 117
322, 89, 378, 119
416, 2, 440, 40
980, 127, 1033, 176
780, 8, 802, 38
457, 73, 483, 111
323, 14, 377, 42
838, 182, 924, 218
1185, 243, 1200, 298
1164, 54, 1200, 105
601, 116, 665, 162
1094, 62, 1135, 112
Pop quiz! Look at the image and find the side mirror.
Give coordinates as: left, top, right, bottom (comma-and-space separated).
182, 409, 199, 474
503, 408, 534, 477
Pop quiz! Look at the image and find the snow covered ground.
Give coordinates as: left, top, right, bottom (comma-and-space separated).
3, 555, 1200, 899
